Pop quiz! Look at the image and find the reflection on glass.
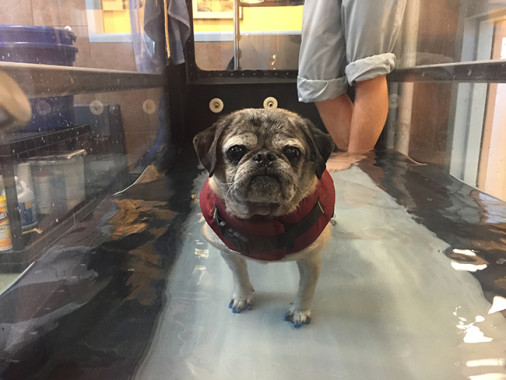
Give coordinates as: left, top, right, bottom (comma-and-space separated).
0, 0, 164, 73
192, 1, 506, 72
193, 0, 302, 70
0, 1, 167, 294
397, 1, 506, 67
387, 2, 506, 205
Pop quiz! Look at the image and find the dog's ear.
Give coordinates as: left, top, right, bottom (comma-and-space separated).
297, 118, 335, 179
193, 115, 230, 177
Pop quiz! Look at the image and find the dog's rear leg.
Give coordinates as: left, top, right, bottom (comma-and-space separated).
220, 250, 255, 313
285, 253, 322, 327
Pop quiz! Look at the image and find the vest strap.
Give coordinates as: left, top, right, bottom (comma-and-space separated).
276, 199, 325, 250
213, 205, 279, 257
213, 198, 325, 257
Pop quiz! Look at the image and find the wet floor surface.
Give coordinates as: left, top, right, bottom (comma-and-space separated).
136, 161, 506, 380
0, 150, 505, 379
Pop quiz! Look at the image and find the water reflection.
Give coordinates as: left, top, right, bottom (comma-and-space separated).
0, 159, 198, 378
359, 151, 506, 305
454, 310, 493, 344
488, 296, 506, 315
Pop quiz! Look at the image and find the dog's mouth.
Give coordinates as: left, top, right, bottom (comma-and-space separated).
246, 175, 283, 200
228, 168, 297, 217
224, 170, 299, 217
249, 174, 279, 185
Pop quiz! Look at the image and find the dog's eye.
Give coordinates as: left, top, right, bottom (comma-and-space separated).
226, 145, 247, 163
283, 146, 301, 160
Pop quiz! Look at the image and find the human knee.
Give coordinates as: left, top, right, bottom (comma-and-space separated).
354, 75, 388, 99
315, 93, 351, 110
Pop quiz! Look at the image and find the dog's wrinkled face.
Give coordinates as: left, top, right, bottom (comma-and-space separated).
194, 108, 334, 218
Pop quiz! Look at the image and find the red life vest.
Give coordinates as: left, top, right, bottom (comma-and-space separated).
199, 170, 335, 261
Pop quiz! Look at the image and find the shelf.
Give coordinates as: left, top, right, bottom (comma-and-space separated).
0, 125, 92, 257
0, 125, 91, 158
0, 62, 166, 98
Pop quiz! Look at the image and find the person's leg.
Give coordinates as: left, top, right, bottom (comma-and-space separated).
315, 94, 353, 151
347, 75, 389, 152
340, 0, 406, 152
316, 74, 388, 153
299, 0, 405, 158
316, 93, 368, 172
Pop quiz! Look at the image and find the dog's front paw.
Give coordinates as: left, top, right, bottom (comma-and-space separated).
228, 290, 254, 313
284, 309, 312, 328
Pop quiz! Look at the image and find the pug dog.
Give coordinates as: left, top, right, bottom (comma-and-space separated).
193, 108, 335, 327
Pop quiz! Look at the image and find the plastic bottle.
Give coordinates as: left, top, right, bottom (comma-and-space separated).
16, 176, 38, 230
15, 163, 38, 230
31, 162, 51, 215
0, 175, 13, 251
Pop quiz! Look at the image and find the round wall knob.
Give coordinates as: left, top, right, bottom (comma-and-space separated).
209, 98, 224, 113
263, 97, 278, 109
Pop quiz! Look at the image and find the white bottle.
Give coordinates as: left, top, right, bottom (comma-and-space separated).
31, 162, 52, 215
16, 163, 38, 229
16, 176, 38, 230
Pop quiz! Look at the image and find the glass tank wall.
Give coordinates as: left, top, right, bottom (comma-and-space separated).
388, 0, 506, 202
0, 0, 167, 276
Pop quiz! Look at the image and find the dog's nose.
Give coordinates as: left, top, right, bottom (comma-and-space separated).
253, 151, 276, 166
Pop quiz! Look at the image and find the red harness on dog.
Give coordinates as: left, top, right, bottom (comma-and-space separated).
199, 170, 335, 261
